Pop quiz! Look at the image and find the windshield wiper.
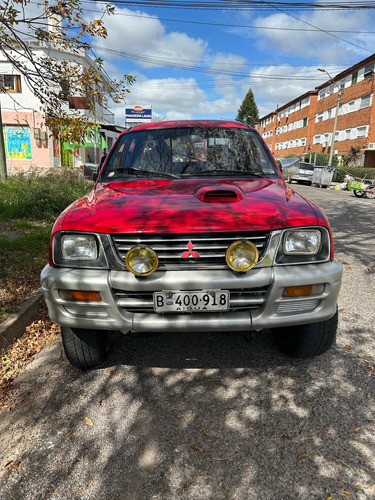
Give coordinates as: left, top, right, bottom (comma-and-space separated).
105, 167, 180, 179
181, 170, 267, 177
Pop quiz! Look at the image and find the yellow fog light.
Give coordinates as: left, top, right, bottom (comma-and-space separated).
226, 240, 258, 272
125, 246, 158, 276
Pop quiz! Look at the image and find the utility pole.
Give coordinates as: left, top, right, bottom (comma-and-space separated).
318, 68, 342, 166
0, 101, 7, 180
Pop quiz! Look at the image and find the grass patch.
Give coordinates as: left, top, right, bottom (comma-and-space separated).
0, 168, 92, 221
0, 169, 92, 322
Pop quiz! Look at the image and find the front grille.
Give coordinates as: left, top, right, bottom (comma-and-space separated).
113, 287, 269, 314
112, 232, 270, 270
277, 299, 320, 314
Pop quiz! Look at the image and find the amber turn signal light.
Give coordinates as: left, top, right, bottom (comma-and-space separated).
282, 284, 325, 297
59, 290, 102, 302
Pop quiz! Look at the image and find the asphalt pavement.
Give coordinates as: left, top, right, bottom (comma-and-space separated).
1, 185, 375, 500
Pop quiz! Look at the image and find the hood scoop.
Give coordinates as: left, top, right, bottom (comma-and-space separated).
195, 184, 245, 203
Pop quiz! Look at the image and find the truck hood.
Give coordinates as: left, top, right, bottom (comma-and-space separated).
61, 178, 319, 234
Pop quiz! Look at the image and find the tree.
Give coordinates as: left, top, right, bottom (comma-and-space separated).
346, 145, 362, 167
0, 0, 135, 144
236, 88, 259, 126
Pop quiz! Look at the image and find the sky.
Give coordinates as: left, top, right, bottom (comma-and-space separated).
22, 1, 375, 124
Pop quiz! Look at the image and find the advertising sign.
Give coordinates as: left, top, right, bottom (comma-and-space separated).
125, 105, 152, 125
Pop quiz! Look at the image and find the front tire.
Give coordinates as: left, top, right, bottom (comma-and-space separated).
271, 310, 338, 358
353, 190, 365, 198
61, 327, 110, 369
364, 188, 375, 199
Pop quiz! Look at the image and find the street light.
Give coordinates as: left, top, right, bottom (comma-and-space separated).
318, 68, 342, 165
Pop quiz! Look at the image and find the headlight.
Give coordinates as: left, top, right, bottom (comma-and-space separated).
61, 234, 98, 260
125, 246, 158, 276
283, 230, 321, 255
226, 240, 258, 272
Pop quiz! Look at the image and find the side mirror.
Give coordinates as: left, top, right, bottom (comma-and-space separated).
92, 172, 98, 181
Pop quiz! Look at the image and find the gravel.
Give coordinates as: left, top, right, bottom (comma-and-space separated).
0, 185, 374, 500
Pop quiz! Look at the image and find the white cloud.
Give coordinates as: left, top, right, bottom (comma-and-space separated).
210, 53, 247, 74
109, 75, 243, 123
252, 10, 371, 63
87, 5, 207, 68
241, 65, 325, 117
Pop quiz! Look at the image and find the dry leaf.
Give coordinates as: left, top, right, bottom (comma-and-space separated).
110, 370, 118, 376
65, 431, 72, 437
84, 416, 94, 426
351, 428, 360, 433
191, 445, 204, 453
345, 344, 351, 350
179, 371, 185, 375
297, 453, 309, 462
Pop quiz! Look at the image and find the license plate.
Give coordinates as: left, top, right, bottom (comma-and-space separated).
153, 290, 230, 313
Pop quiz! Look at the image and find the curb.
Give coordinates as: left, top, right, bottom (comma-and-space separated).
0, 288, 44, 352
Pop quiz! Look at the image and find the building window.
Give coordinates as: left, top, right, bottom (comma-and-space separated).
316, 113, 323, 123
357, 126, 367, 138
314, 135, 321, 145
303, 117, 308, 127
1, 74, 21, 92
360, 94, 371, 109
345, 129, 351, 140
352, 71, 358, 85
364, 63, 374, 79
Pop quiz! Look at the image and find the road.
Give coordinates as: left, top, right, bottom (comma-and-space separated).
1, 185, 375, 500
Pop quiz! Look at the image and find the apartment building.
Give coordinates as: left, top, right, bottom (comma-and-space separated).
257, 53, 375, 167
0, 40, 121, 171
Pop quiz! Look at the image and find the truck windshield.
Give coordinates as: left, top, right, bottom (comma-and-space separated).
101, 126, 280, 180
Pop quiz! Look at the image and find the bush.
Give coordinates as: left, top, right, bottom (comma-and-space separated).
0, 169, 92, 221
302, 153, 339, 167
336, 166, 375, 183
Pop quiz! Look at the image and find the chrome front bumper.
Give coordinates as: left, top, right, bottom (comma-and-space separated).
41, 260, 342, 333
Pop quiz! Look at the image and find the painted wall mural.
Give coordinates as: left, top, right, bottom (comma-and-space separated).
3, 127, 32, 159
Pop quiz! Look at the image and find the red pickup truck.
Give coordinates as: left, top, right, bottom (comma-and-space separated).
41, 120, 342, 369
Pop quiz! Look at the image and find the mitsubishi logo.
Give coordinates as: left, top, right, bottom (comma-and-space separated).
181, 241, 200, 258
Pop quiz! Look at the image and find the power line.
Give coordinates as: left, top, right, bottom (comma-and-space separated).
27, 1, 375, 34
75, 3, 375, 34
83, 0, 375, 11
92, 46, 345, 80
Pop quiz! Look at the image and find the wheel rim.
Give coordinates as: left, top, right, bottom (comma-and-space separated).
365, 190, 375, 199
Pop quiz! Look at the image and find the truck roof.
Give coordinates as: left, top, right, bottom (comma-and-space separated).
124, 119, 252, 134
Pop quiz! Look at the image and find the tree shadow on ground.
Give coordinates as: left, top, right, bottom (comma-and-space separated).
1, 326, 375, 500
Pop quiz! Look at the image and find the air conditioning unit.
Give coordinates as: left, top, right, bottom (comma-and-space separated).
322, 142, 327, 147
285, 112, 289, 117
368, 143, 375, 150
333, 150, 338, 155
